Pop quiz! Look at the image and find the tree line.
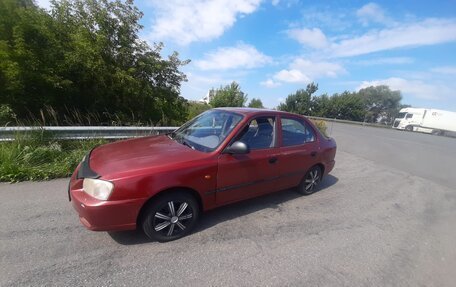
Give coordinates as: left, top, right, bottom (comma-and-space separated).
278, 83, 408, 124
0, 0, 407, 126
191, 81, 407, 125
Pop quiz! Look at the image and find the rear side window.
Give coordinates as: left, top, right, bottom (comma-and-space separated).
281, 118, 315, 146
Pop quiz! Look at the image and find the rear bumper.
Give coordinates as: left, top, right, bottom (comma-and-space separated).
69, 171, 146, 232
325, 160, 335, 175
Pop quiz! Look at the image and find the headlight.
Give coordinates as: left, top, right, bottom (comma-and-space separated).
83, 178, 114, 200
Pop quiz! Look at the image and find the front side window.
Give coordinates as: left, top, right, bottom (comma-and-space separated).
406, 113, 413, 119
171, 110, 243, 152
281, 117, 315, 147
235, 116, 276, 150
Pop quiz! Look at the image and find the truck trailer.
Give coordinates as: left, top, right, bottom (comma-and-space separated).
392, 107, 456, 136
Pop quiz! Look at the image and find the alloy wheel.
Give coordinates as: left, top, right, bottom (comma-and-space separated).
304, 169, 320, 192
297, 166, 322, 195
153, 201, 194, 237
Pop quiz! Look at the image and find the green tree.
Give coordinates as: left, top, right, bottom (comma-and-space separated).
310, 93, 331, 117
324, 91, 365, 121
0, 104, 17, 125
0, 0, 190, 125
209, 81, 247, 107
357, 85, 402, 124
187, 101, 211, 120
278, 82, 318, 114
0, 0, 60, 117
248, 98, 264, 108
311, 92, 365, 121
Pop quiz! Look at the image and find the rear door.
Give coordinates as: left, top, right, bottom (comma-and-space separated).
275, 116, 320, 191
216, 116, 281, 205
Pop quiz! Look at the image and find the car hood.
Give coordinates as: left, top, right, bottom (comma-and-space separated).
89, 135, 207, 177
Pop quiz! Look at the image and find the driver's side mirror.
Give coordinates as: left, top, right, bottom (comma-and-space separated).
224, 141, 250, 154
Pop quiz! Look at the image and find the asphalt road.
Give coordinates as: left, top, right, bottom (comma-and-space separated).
1, 123, 455, 286
327, 122, 456, 189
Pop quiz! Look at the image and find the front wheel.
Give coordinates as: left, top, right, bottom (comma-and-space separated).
405, 125, 413, 131
142, 192, 200, 242
297, 166, 322, 195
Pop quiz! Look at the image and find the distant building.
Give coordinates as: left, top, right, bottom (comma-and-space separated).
199, 90, 213, 104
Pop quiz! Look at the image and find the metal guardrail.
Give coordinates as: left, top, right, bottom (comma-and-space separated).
0, 116, 393, 141
306, 116, 392, 129
0, 126, 178, 141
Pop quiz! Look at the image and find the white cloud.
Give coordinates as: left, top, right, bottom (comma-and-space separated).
356, 57, 414, 65
35, 0, 51, 9
274, 69, 311, 83
297, 7, 352, 32
431, 66, 456, 75
147, 0, 262, 45
271, 0, 280, 5
289, 58, 346, 78
330, 19, 456, 57
186, 72, 226, 85
266, 58, 345, 85
260, 79, 281, 88
356, 2, 391, 26
272, 0, 299, 8
357, 77, 442, 100
287, 28, 328, 49
194, 43, 272, 70
182, 72, 237, 100
289, 19, 456, 58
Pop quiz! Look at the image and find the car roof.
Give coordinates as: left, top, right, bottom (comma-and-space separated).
214, 107, 301, 117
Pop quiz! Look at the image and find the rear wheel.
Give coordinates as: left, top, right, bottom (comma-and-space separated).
141, 192, 199, 242
431, 129, 443, 136
297, 166, 322, 195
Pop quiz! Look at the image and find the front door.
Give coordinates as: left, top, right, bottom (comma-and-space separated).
216, 116, 280, 205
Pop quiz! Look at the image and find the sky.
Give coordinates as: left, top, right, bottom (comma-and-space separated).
36, 0, 456, 111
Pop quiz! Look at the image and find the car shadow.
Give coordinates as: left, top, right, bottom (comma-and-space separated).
108, 174, 339, 245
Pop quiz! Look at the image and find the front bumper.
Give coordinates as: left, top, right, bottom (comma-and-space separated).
69, 168, 145, 232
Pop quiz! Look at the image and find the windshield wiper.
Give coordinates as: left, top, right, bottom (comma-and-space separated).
167, 131, 176, 140
182, 140, 195, 150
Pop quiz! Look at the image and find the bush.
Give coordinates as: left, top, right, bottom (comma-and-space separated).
0, 104, 17, 126
310, 119, 328, 137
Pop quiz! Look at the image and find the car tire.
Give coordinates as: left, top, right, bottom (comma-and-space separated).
297, 166, 322, 195
141, 191, 200, 242
431, 129, 443, 136
405, 125, 413, 131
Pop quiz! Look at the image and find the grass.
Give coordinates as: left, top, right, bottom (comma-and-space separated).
0, 131, 106, 182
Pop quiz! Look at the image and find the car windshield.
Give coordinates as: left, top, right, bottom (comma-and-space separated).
397, 112, 407, 118
169, 110, 243, 152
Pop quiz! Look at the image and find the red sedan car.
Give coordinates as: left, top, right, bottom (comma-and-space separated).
69, 108, 336, 241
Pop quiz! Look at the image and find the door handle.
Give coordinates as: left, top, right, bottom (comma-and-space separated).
310, 151, 317, 157
269, 157, 278, 164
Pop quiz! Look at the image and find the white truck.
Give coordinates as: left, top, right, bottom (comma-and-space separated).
392, 107, 456, 136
